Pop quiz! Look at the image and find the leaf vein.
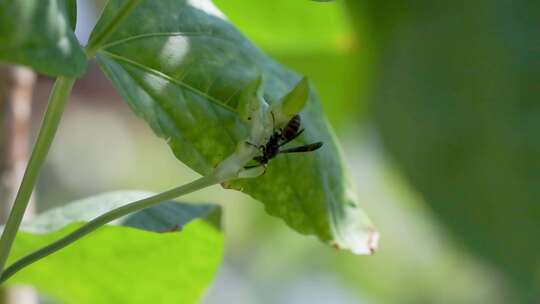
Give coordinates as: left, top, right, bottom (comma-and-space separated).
99, 50, 237, 113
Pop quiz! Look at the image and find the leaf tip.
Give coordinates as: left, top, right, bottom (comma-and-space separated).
332, 226, 379, 255
329, 191, 379, 255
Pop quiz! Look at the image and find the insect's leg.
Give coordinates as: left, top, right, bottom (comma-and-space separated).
243, 162, 267, 177
245, 141, 265, 153
245, 141, 258, 148
280, 142, 323, 153
278, 128, 305, 147
244, 163, 262, 169
244, 155, 265, 169
244, 160, 267, 171
270, 111, 285, 136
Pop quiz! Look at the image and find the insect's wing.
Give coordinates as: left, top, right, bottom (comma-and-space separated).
278, 128, 305, 147
280, 142, 323, 153
244, 164, 263, 169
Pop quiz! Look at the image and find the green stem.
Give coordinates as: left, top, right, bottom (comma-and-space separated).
0, 174, 221, 283
85, 0, 142, 57
0, 77, 75, 277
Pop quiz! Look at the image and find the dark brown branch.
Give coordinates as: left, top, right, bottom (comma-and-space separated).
0, 65, 36, 224
0, 66, 38, 303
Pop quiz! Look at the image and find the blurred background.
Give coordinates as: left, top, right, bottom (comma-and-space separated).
1, 0, 538, 303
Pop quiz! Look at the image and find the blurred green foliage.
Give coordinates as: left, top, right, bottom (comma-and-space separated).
346, 0, 540, 301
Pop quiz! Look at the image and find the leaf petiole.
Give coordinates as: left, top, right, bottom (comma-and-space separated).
0, 72, 276, 282
85, 0, 142, 58
0, 0, 146, 280
0, 77, 75, 277
0, 139, 265, 283
0, 174, 219, 283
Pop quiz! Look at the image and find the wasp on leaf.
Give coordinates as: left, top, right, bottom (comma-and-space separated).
246, 113, 323, 171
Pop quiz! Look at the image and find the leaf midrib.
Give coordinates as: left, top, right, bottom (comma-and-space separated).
99, 31, 211, 49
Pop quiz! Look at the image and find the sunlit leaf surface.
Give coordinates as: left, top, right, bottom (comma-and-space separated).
7, 192, 223, 304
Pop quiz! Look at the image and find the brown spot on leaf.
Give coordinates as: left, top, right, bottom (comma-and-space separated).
160, 224, 182, 233
330, 241, 341, 250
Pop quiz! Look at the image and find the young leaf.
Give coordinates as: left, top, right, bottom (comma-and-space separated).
277, 76, 310, 116
270, 77, 310, 125
0, 0, 86, 77
92, 0, 377, 254
6, 192, 223, 303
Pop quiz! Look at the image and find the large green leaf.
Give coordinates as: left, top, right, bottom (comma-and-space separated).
0, 0, 86, 77
346, 0, 540, 299
92, 0, 376, 254
6, 192, 223, 304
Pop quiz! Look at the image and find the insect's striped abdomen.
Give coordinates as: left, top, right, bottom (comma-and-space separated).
281, 114, 301, 140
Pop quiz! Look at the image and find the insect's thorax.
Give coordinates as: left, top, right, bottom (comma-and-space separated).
263, 134, 281, 159
246, 114, 322, 170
